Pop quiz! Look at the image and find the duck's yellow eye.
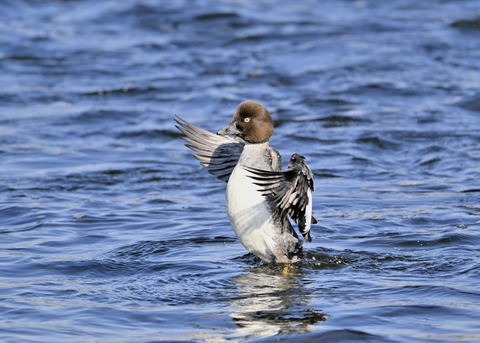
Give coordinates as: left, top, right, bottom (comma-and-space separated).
244, 117, 250, 123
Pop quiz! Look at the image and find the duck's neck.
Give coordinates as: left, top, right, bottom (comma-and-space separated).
238, 141, 272, 169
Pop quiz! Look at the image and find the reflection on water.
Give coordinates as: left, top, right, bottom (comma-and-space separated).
230, 265, 327, 339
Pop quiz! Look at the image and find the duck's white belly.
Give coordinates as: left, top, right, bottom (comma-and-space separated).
226, 166, 276, 262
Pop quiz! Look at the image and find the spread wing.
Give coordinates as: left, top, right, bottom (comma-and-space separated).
246, 153, 316, 242
175, 115, 244, 182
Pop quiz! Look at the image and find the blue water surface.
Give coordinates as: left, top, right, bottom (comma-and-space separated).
1, 0, 480, 342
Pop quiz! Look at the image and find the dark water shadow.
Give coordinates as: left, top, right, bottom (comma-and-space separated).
253, 328, 397, 343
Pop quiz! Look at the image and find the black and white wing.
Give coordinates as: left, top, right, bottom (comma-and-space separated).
246, 153, 317, 242
175, 115, 245, 182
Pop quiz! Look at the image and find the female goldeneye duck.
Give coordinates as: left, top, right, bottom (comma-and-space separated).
175, 100, 317, 264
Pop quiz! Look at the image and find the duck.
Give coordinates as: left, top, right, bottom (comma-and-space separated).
175, 100, 316, 263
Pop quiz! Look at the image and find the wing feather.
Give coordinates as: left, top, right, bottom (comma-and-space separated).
175, 115, 244, 182
246, 153, 316, 242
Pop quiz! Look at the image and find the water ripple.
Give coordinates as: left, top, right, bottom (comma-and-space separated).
1, 0, 480, 342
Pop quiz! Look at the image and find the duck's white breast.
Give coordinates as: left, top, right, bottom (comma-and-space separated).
226, 165, 276, 262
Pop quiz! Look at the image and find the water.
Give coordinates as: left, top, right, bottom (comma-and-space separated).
1, 0, 480, 342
